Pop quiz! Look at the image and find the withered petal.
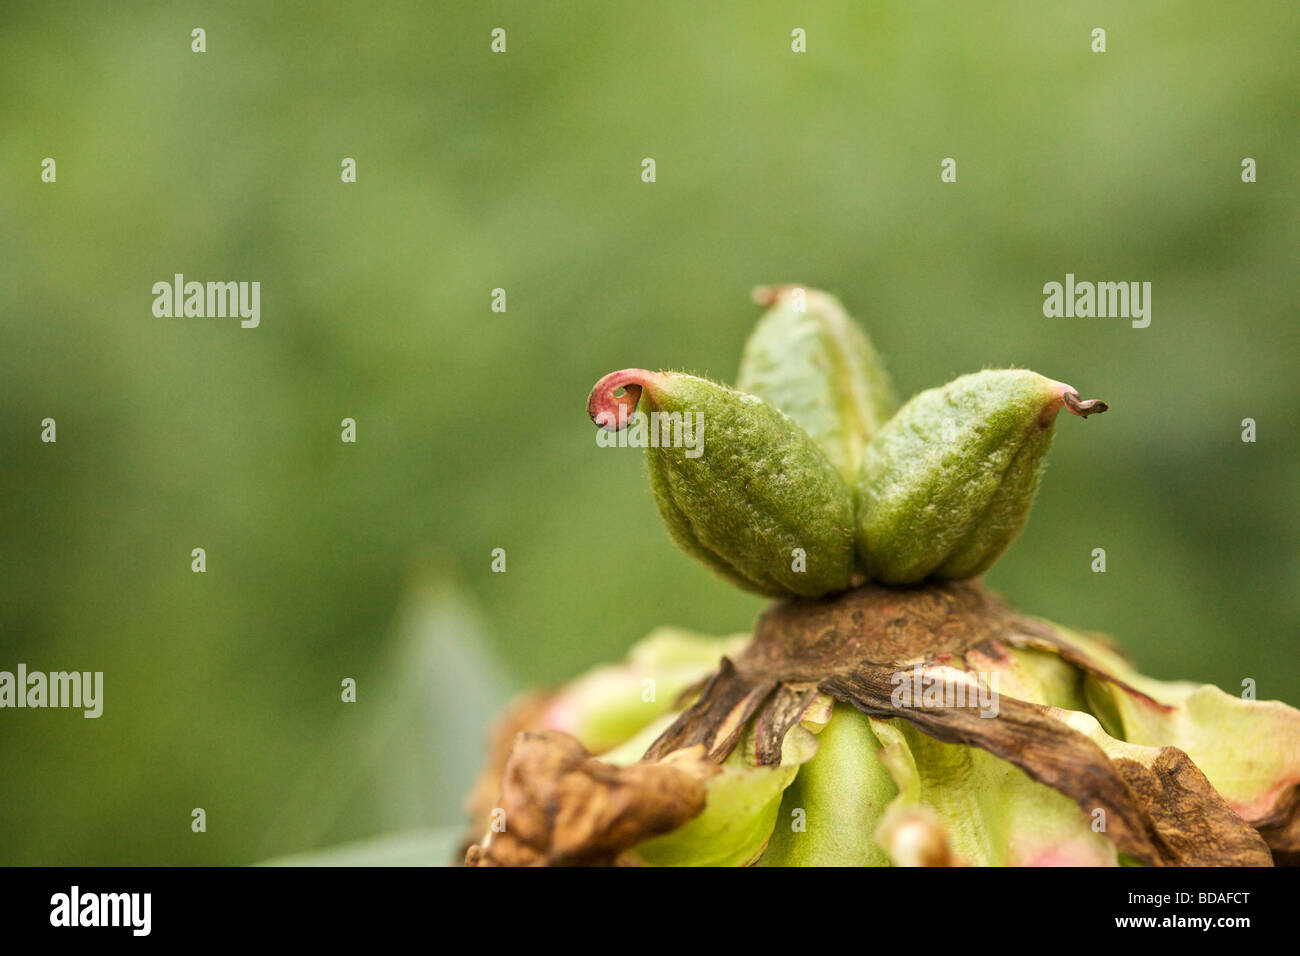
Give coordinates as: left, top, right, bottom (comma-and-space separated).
465, 730, 715, 867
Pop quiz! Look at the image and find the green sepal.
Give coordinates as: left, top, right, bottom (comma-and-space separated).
757, 703, 898, 866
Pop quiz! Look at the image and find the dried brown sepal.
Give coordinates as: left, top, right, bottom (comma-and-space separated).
465, 731, 716, 867
643, 658, 778, 762
753, 683, 822, 766
1110, 749, 1275, 866
819, 664, 1273, 867
643, 582, 1035, 767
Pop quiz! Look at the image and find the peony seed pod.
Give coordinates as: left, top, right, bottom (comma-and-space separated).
588, 369, 855, 598
738, 286, 897, 485
468, 313, 1300, 868
854, 369, 1106, 584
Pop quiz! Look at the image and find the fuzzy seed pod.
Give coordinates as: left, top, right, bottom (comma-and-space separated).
738, 286, 897, 485
589, 369, 855, 598
853, 369, 1107, 584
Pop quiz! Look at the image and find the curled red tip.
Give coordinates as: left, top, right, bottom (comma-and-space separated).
587, 369, 664, 431
1062, 390, 1109, 418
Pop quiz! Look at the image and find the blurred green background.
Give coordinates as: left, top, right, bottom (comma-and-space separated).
1, 1, 1296, 864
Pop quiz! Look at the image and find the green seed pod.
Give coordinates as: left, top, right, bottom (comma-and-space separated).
588, 369, 855, 598
854, 369, 1107, 585
738, 286, 897, 485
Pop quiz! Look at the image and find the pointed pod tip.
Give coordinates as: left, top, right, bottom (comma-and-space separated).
750, 284, 806, 307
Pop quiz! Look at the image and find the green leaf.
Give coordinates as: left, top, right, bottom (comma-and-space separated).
260, 827, 464, 867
